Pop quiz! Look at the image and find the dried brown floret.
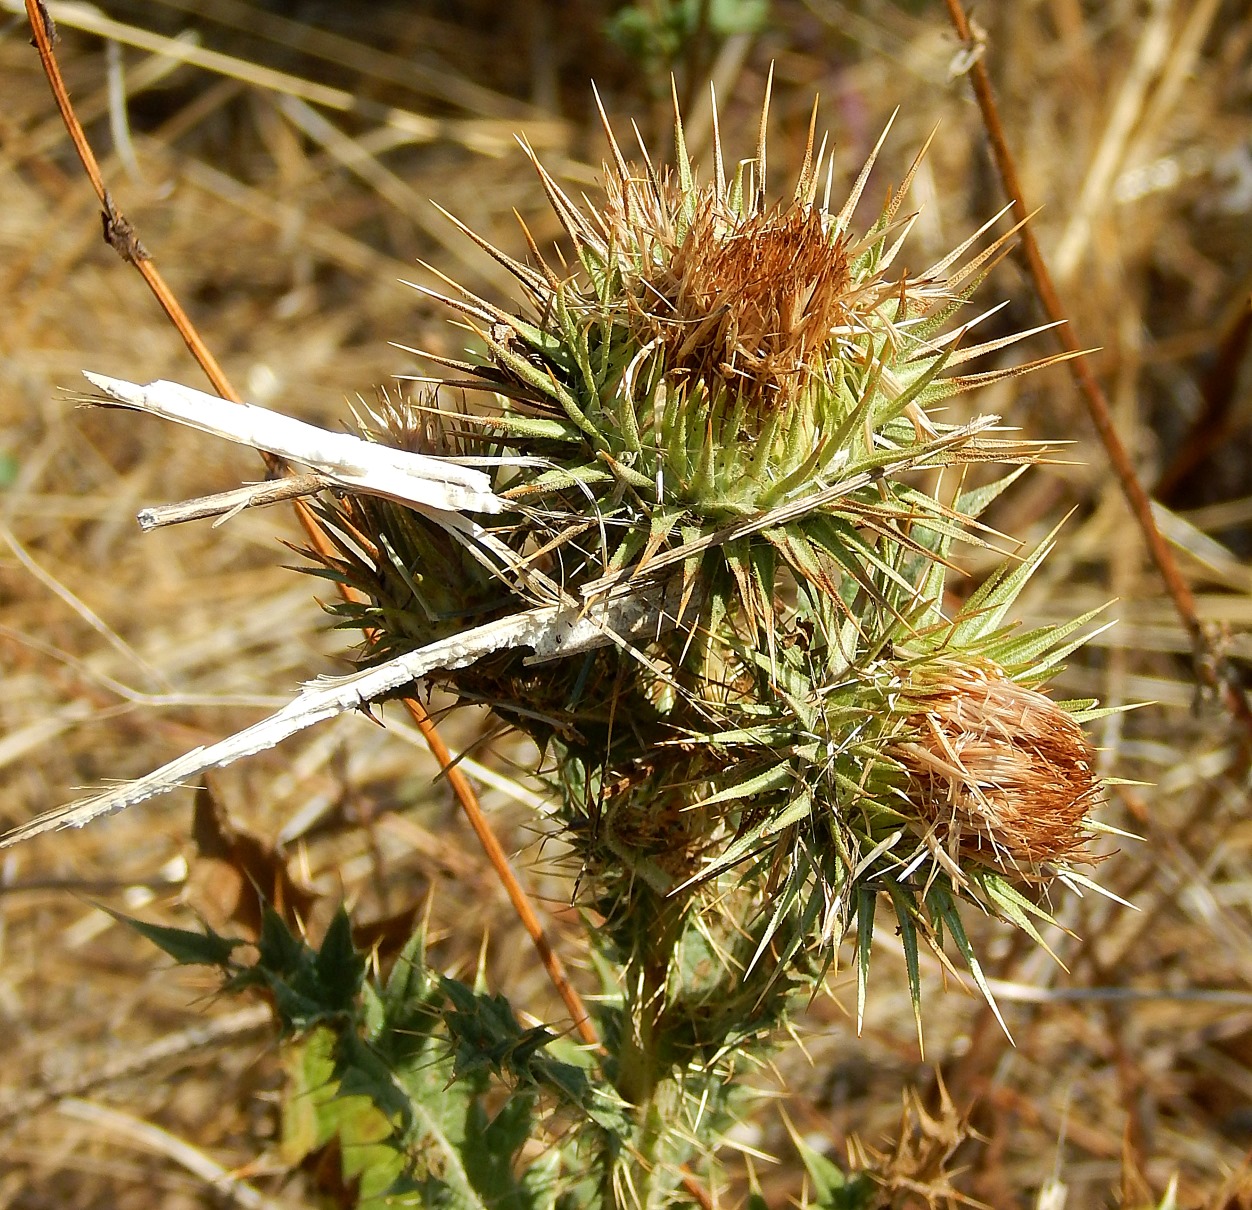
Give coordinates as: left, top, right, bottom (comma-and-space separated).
891, 659, 1098, 873
602, 184, 856, 414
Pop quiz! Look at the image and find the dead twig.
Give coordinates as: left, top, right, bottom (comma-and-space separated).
942, 0, 1252, 748
137, 474, 330, 530
21, 0, 599, 1050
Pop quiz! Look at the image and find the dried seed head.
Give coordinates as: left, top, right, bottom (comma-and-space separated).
602, 181, 856, 414
891, 660, 1098, 873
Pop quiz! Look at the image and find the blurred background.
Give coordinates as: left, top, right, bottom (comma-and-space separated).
2, 1, 1251, 1204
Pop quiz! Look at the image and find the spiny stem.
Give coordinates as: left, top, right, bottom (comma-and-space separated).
612, 886, 694, 1205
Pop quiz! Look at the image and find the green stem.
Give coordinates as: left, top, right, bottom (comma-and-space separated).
610, 885, 690, 1208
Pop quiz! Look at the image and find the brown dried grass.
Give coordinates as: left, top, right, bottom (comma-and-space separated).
2, 2, 1252, 1205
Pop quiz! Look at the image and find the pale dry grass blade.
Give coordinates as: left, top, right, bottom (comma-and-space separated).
56, 1098, 297, 1210
0, 0, 558, 155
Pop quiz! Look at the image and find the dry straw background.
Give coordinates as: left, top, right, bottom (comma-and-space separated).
2, 1, 1252, 1205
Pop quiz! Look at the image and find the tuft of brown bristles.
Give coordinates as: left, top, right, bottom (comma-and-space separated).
891, 659, 1099, 875
602, 184, 856, 414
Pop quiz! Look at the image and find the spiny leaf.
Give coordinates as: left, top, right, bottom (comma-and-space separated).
885, 881, 925, 1056
281, 1026, 417, 1207
475, 412, 584, 442
256, 902, 309, 977
970, 869, 1063, 963
316, 907, 367, 1014
981, 605, 1109, 672
1017, 616, 1117, 681
675, 788, 814, 893
955, 465, 1031, 521
114, 910, 242, 968
928, 885, 1011, 1041
855, 886, 875, 1036
949, 518, 1066, 645
695, 759, 793, 810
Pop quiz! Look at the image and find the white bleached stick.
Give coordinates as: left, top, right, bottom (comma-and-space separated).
83, 372, 507, 516
83, 373, 563, 596
0, 579, 691, 848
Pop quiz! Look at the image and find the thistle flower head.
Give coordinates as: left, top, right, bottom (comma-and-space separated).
416, 84, 1047, 538
891, 658, 1097, 874
597, 148, 857, 418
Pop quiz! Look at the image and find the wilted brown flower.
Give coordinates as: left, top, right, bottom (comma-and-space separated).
603, 184, 856, 414
891, 659, 1098, 874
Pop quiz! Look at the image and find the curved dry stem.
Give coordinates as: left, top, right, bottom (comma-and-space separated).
21, 0, 596, 1049
941, 0, 1252, 751
400, 696, 600, 1048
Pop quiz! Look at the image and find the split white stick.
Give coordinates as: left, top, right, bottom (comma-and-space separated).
83, 372, 507, 516
0, 373, 706, 847
0, 578, 690, 848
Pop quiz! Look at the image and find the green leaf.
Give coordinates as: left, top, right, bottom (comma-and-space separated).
675, 788, 814, 892
855, 886, 875, 1036
336, 1029, 415, 1129
281, 1026, 417, 1207
438, 974, 631, 1138
1018, 616, 1116, 681
517, 1148, 564, 1210
468, 1089, 543, 1209
256, 904, 308, 978
983, 606, 1110, 677
477, 412, 584, 442
928, 885, 1011, 1041
381, 929, 434, 1016
315, 907, 366, 1014
950, 519, 1065, 645
115, 910, 241, 968
955, 465, 1030, 521
767, 527, 847, 606
232, 906, 364, 1032
885, 881, 924, 1055
783, 1115, 877, 1208
696, 760, 793, 809
971, 869, 1061, 960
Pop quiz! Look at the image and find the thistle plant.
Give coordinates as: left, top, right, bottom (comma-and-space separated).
20, 83, 1116, 1205
278, 85, 1110, 1200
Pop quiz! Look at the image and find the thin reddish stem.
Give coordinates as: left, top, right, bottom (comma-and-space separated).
400, 700, 600, 1048
942, 0, 1252, 744
23, 0, 597, 1045
26, 0, 238, 404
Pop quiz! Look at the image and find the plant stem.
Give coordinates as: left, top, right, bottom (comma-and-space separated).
612, 883, 691, 1207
